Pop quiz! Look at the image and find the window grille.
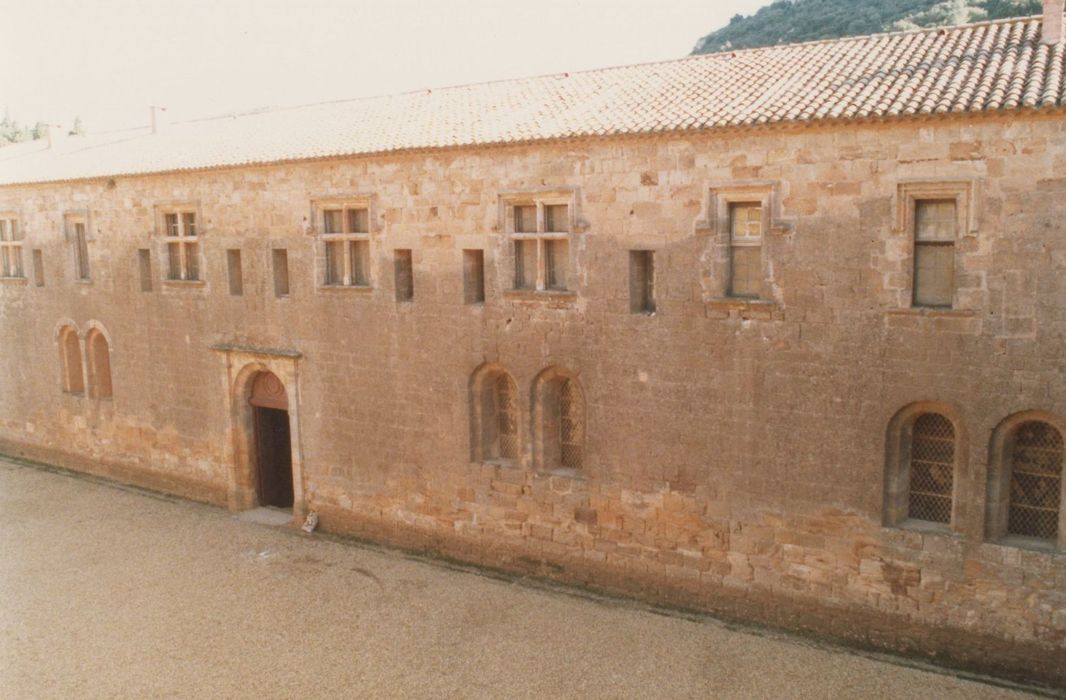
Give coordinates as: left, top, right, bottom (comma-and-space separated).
463, 249, 485, 304
73, 221, 91, 281
495, 375, 519, 460
729, 203, 762, 298
394, 249, 413, 302
510, 201, 570, 292
629, 250, 655, 314
163, 211, 199, 281
908, 413, 954, 524
227, 249, 243, 296
0, 218, 23, 278
559, 379, 584, 468
321, 205, 370, 287
1007, 421, 1063, 541
913, 200, 955, 307
138, 249, 152, 292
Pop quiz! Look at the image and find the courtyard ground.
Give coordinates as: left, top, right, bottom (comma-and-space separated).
0, 458, 1049, 699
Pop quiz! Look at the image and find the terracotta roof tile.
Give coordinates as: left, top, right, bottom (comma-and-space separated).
1, 15, 1063, 186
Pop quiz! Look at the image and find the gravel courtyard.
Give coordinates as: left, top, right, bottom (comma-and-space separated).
0, 459, 1044, 699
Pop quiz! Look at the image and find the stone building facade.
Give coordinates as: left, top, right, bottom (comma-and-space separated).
1, 10, 1065, 686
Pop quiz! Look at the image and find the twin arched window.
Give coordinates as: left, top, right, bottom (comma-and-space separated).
57, 323, 112, 399
472, 365, 585, 470
888, 406, 1064, 548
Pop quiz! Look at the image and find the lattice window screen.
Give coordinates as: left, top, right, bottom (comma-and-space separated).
908, 413, 955, 524
560, 379, 585, 469
1007, 421, 1063, 541
495, 375, 519, 461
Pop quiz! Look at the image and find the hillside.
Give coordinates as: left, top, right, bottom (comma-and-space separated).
692, 0, 1042, 54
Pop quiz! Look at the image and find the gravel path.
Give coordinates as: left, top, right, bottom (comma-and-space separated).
0, 459, 1043, 699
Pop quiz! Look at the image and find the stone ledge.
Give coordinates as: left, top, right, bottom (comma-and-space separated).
503, 289, 578, 305
0, 276, 28, 285
317, 284, 373, 295
705, 298, 781, 321
162, 279, 206, 288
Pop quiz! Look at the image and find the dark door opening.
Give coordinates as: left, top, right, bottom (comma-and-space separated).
253, 406, 293, 508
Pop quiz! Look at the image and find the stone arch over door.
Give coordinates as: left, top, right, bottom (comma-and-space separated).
212, 344, 305, 520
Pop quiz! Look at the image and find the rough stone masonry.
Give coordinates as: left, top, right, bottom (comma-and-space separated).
0, 12, 1064, 688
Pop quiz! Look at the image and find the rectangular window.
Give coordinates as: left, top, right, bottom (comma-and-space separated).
227, 249, 243, 296
463, 249, 485, 304
73, 221, 91, 281
321, 205, 371, 287
0, 218, 24, 278
394, 249, 413, 302
509, 201, 570, 292
272, 249, 289, 297
729, 203, 762, 298
138, 249, 152, 292
162, 210, 200, 281
913, 200, 955, 308
629, 250, 655, 314
32, 249, 44, 287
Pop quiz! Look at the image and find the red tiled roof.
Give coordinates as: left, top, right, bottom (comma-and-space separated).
1, 15, 1063, 186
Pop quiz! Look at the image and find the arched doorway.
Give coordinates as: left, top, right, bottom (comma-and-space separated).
249, 371, 294, 508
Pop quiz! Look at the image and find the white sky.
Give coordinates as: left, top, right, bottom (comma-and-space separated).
0, 0, 766, 133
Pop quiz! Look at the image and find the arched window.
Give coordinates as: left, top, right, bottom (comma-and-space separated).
471, 366, 520, 464
907, 413, 955, 524
58, 326, 84, 394
86, 329, 113, 399
1006, 421, 1063, 542
884, 404, 962, 529
533, 368, 586, 471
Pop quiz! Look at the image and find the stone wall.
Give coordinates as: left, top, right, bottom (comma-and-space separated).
1, 113, 1064, 684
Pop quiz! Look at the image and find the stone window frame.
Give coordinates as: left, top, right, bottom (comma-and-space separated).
310, 193, 375, 292
698, 181, 787, 313
883, 402, 967, 535
894, 180, 976, 312
469, 363, 523, 467
498, 188, 581, 301
0, 212, 26, 280
985, 410, 1066, 553
63, 210, 93, 284
153, 202, 205, 287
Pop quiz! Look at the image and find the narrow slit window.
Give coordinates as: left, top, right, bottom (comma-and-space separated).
227, 249, 243, 296
629, 250, 655, 314
73, 221, 91, 281
272, 249, 289, 297
394, 249, 413, 302
32, 249, 44, 287
729, 203, 762, 298
913, 200, 956, 308
138, 249, 152, 292
463, 249, 485, 304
